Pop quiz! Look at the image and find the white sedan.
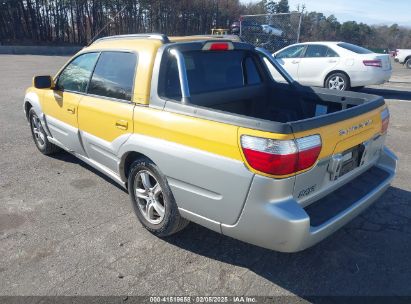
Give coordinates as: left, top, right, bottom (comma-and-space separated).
272, 42, 392, 90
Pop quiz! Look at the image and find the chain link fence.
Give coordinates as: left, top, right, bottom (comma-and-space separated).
234, 12, 302, 53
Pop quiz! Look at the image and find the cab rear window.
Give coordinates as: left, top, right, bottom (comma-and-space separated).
159, 50, 262, 100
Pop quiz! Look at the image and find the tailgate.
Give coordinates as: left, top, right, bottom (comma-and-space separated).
292, 105, 386, 206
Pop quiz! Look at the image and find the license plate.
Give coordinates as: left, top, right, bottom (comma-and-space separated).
339, 145, 365, 177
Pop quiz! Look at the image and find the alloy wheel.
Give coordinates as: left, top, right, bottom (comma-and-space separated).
31, 114, 46, 148
134, 170, 165, 225
328, 75, 346, 90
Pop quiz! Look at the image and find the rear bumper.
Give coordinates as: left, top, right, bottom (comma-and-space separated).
221, 146, 397, 252
350, 69, 392, 87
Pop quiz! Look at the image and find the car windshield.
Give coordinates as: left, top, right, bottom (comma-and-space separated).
337, 42, 373, 54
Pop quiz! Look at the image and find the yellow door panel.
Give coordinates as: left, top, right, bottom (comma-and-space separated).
78, 96, 134, 142
41, 90, 81, 127
77, 95, 134, 172
40, 89, 85, 154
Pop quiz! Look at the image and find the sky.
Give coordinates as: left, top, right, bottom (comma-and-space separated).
242, 0, 411, 27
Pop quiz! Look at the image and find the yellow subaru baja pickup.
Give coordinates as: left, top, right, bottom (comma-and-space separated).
24, 34, 397, 252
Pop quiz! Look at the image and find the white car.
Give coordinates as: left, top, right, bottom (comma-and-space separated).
261, 24, 283, 37
272, 42, 392, 90
394, 49, 411, 68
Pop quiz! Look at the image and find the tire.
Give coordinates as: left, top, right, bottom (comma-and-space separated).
406, 58, 411, 69
29, 108, 60, 155
128, 157, 189, 237
325, 72, 350, 91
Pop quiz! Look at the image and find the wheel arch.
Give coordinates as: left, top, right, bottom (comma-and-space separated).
24, 101, 33, 121
119, 150, 155, 183
24, 91, 43, 121
323, 70, 351, 88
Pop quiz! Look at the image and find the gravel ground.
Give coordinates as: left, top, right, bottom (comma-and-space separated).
0, 55, 410, 298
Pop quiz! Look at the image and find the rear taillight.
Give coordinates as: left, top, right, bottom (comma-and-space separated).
381, 108, 390, 134
240, 135, 322, 176
363, 59, 382, 67
295, 136, 323, 171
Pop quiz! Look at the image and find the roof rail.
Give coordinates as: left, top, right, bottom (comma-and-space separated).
93, 33, 170, 44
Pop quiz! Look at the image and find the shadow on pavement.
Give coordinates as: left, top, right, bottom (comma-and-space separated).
361, 87, 411, 101
163, 186, 411, 297
49, 151, 127, 192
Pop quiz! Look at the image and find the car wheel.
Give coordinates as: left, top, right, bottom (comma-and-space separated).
128, 157, 189, 237
325, 72, 350, 91
29, 108, 60, 155
406, 58, 411, 69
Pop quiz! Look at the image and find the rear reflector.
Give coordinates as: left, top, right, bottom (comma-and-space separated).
202, 41, 234, 51
381, 108, 390, 134
241, 135, 322, 176
363, 59, 382, 67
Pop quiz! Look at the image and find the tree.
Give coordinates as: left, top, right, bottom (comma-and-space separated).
0, 0, 410, 49
276, 0, 289, 13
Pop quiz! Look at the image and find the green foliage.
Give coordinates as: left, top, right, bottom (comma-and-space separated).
277, 0, 289, 13
259, 0, 289, 14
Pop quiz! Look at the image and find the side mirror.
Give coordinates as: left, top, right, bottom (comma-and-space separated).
272, 53, 277, 58
33, 75, 54, 89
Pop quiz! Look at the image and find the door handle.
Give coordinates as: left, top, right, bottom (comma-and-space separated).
291, 60, 300, 64
328, 59, 337, 63
66, 107, 75, 114
115, 120, 128, 130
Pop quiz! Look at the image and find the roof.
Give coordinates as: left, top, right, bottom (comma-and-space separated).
295, 41, 343, 45
84, 34, 245, 57
88, 34, 164, 51
89, 33, 242, 48
169, 35, 242, 42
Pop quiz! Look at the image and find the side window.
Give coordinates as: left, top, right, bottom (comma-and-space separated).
326, 47, 339, 57
244, 57, 262, 85
88, 52, 137, 101
276, 45, 305, 59
158, 56, 181, 100
304, 45, 328, 58
57, 52, 99, 93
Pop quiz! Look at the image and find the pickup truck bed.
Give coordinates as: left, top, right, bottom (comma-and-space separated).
154, 42, 385, 134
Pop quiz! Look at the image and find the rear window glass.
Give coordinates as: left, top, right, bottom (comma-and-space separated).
337, 43, 373, 54
159, 50, 262, 100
